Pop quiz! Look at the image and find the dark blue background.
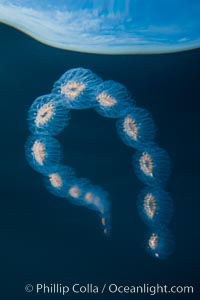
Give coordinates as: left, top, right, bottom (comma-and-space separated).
0, 24, 200, 299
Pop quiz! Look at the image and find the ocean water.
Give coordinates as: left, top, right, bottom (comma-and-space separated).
0, 23, 200, 299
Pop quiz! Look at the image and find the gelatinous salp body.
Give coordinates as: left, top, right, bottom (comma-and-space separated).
25, 135, 62, 175
145, 228, 175, 259
1, 0, 200, 54
25, 67, 174, 254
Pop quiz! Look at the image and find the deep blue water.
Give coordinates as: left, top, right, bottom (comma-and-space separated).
0, 24, 200, 299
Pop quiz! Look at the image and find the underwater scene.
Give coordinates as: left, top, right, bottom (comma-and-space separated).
0, 1, 200, 299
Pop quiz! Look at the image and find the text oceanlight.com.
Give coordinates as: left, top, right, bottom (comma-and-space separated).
25, 283, 194, 296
